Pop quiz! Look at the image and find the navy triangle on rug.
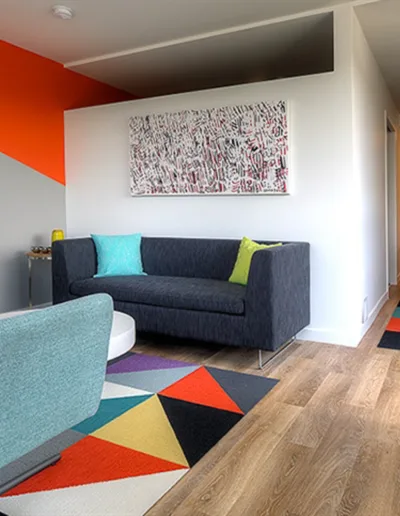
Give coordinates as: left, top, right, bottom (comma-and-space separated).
378, 331, 400, 350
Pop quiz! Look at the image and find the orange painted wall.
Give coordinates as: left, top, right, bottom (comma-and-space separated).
0, 41, 134, 184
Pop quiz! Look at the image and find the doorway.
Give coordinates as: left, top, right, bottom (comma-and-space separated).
385, 114, 397, 286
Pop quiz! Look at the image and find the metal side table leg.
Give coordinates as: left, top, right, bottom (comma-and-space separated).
28, 257, 32, 308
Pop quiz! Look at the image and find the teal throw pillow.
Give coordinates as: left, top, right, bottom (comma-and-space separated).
91, 233, 146, 278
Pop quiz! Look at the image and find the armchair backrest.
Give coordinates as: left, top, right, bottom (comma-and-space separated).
0, 294, 113, 469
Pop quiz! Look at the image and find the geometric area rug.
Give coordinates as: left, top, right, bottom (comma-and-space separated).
0, 352, 278, 516
378, 305, 400, 350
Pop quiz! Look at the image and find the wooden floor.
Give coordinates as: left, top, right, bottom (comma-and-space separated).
136, 288, 400, 516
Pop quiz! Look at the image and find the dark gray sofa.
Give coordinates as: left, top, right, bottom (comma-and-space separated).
52, 237, 310, 352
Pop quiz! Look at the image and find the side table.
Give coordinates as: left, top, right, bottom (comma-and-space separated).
25, 252, 52, 308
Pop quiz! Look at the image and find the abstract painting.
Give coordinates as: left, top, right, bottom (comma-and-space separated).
129, 101, 289, 196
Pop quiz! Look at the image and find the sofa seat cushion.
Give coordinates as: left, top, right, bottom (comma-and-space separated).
70, 275, 246, 315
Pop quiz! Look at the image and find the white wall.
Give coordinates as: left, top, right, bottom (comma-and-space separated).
65, 5, 364, 346
351, 12, 399, 338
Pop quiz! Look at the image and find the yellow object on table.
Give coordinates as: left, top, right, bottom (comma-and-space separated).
52, 229, 64, 243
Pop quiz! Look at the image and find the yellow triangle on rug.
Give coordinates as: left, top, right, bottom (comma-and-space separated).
93, 395, 189, 467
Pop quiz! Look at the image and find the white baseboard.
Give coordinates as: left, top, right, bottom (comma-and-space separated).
298, 290, 389, 348
359, 290, 389, 340
297, 327, 360, 348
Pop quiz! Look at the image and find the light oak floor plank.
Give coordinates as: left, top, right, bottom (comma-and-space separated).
140, 287, 400, 515
287, 372, 352, 448
346, 353, 392, 409
283, 405, 368, 516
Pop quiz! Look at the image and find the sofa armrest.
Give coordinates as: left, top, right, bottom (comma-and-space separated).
244, 243, 310, 351
52, 238, 97, 304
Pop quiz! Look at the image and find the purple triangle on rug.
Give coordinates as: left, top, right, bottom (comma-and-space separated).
106, 353, 192, 374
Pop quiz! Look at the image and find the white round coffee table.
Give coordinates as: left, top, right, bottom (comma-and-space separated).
108, 311, 136, 361
0, 308, 135, 361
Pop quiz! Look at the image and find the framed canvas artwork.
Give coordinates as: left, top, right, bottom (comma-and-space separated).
129, 100, 289, 196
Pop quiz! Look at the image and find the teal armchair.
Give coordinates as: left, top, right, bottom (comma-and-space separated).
0, 294, 113, 497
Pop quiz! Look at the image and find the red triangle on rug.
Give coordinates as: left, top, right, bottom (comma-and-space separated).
160, 367, 244, 415
387, 318, 400, 332
2, 435, 188, 497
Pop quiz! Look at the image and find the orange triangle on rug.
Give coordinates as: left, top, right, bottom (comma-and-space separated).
160, 366, 244, 414
2, 435, 188, 497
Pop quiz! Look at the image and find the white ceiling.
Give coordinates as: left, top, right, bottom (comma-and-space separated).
0, 0, 356, 64
68, 13, 334, 98
2, 0, 399, 106
356, 0, 400, 109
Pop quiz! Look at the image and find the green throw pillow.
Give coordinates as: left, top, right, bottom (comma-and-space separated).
229, 237, 282, 286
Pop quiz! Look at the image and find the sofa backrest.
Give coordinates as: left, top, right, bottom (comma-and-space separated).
141, 237, 241, 280
54, 237, 285, 282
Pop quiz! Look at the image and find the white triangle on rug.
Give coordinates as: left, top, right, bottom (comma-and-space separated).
0, 470, 187, 516
101, 381, 152, 399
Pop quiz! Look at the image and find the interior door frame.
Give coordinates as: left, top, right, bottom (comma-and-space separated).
384, 111, 397, 287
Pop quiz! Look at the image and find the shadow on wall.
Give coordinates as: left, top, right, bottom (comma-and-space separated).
0, 253, 27, 312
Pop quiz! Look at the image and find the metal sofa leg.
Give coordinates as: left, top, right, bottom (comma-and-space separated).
258, 336, 296, 370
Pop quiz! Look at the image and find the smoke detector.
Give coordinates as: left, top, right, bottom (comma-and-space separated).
51, 5, 75, 20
